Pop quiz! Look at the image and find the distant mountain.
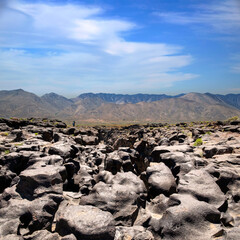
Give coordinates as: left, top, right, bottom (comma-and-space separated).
0, 90, 75, 118
41, 92, 74, 111
70, 94, 240, 122
0, 89, 51, 118
74, 93, 185, 104
205, 93, 240, 110
0, 89, 240, 123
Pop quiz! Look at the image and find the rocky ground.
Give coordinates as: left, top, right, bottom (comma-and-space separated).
0, 117, 240, 240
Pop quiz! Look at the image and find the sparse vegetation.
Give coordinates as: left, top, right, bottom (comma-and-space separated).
4, 150, 10, 155
227, 116, 239, 122
0, 132, 9, 136
194, 138, 203, 147
14, 143, 23, 146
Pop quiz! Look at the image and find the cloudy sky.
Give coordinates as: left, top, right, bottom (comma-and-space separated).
0, 0, 239, 96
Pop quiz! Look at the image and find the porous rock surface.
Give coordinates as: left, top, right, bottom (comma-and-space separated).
0, 117, 240, 239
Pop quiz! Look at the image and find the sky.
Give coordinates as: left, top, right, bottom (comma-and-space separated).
0, 0, 239, 96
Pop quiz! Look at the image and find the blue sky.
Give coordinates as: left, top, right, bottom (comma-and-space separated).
0, 0, 239, 96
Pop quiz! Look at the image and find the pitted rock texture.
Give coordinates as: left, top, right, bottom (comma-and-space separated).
0, 118, 240, 240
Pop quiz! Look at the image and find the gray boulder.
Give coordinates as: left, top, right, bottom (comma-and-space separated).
49, 142, 78, 159
81, 171, 146, 214
151, 145, 193, 162
55, 203, 115, 240
114, 226, 154, 240
0, 188, 62, 237
158, 194, 221, 240
203, 145, 233, 158
16, 165, 67, 200
146, 163, 176, 197
178, 169, 226, 209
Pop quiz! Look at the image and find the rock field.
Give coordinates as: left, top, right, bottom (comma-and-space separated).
0, 118, 240, 240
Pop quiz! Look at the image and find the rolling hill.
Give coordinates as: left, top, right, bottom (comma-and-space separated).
0, 89, 239, 123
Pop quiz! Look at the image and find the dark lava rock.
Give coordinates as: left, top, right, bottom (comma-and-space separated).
178, 169, 226, 209
158, 194, 221, 240
55, 202, 115, 240
16, 165, 67, 200
0, 118, 239, 239
146, 162, 176, 197
80, 171, 147, 214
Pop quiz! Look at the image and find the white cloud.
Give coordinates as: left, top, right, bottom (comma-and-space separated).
230, 54, 240, 73
0, 1, 197, 93
232, 64, 240, 73
156, 0, 240, 35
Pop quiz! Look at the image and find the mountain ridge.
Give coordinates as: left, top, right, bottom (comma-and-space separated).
0, 89, 240, 122
74, 92, 186, 104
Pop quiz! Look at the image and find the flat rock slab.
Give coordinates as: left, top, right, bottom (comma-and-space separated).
55, 203, 115, 240
203, 145, 233, 158
151, 145, 193, 161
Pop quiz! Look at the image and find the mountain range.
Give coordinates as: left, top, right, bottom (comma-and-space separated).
0, 89, 240, 123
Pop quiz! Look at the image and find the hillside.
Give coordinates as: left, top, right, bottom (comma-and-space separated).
74, 93, 184, 104
73, 95, 240, 122
0, 89, 240, 123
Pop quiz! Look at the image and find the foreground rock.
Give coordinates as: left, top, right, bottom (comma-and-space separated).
55, 203, 115, 240
0, 118, 239, 239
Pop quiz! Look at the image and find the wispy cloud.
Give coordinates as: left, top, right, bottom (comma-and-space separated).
231, 54, 240, 73
155, 0, 240, 35
0, 0, 197, 94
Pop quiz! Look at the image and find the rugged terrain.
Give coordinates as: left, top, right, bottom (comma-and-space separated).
0, 117, 240, 239
0, 89, 240, 123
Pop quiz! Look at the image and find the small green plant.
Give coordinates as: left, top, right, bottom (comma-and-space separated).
194, 138, 203, 147
205, 131, 211, 135
14, 143, 23, 146
4, 150, 10, 155
34, 132, 38, 136
0, 132, 9, 136
227, 116, 239, 122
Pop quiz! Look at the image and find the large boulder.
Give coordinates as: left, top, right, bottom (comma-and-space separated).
0, 188, 62, 237
158, 194, 222, 240
16, 165, 67, 200
48, 142, 78, 159
75, 135, 99, 145
0, 152, 31, 174
55, 202, 115, 240
104, 151, 122, 175
146, 163, 176, 197
178, 169, 226, 209
81, 171, 146, 213
151, 145, 193, 162
159, 151, 196, 175
0, 166, 16, 193
203, 145, 233, 158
